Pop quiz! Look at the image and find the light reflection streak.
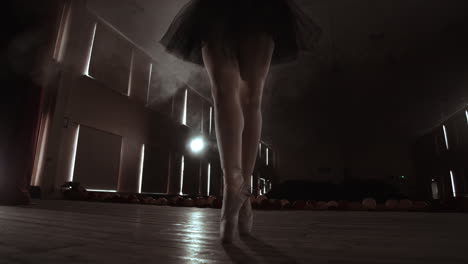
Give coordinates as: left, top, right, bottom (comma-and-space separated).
180, 210, 209, 263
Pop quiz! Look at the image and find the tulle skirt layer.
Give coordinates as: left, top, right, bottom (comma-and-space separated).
160, 0, 322, 65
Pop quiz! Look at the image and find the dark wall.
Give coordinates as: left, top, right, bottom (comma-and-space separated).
1, 0, 60, 203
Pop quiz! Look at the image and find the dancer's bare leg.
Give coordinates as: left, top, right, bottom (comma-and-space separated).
202, 41, 243, 172
238, 33, 274, 235
202, 37, 249, 243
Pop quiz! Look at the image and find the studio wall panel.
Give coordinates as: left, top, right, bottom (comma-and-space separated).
73, 125, 122, 190
141, 146, 169, 193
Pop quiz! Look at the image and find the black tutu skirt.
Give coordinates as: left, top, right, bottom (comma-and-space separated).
160, 0, 322, 66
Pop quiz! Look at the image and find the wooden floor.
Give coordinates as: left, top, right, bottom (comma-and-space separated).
1, 200, 467, 264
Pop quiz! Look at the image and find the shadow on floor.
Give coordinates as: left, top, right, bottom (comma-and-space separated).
223, 235, 299, 264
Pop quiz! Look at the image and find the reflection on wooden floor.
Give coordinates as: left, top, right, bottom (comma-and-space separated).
1, 200, 468, 263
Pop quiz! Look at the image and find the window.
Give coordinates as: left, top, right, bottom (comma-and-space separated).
88, 22, 133, 95
72, 125, 122, 191
128, 50, 152, 103
141, 146, 170, 194
259, 178, 266, 195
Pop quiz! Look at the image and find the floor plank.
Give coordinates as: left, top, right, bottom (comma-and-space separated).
0, 200, 467, 263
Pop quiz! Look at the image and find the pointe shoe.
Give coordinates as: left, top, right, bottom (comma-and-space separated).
238, 197, 253, 236
219, 168, 250, 244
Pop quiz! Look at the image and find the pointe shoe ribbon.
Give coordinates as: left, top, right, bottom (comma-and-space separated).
219, 168, 250, 243
238, 195, 253, 236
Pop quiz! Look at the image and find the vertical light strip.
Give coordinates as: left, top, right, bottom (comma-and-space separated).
251, 175, 253, 193
259, 143, 262, 157
127, 50, 135, 96
182, 89, 188, 125
53, 2, 71, 62
465, 110, 468, 124
207, 163, 211, 196
53, 4, 67, 60
258, 178, 261, 195
209, 106, 213, 134
32, 115, 51, 186
146, 63, 153, 105
431, 181, 439, 200
442, 125, 449, 150
84, 23, 97, 76
266, 148, 269, 166
138, 144, 145, 193
450, 170, 456, 197
69, 124, 81, 182
180, 155, 185, 195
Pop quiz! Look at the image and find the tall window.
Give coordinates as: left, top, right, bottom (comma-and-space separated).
88, 22, 133, 95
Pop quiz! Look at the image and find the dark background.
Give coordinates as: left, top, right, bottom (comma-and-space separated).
4, 0, 468, 186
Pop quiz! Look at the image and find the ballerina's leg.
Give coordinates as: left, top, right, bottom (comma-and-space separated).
237, 32, 275, 235
202, 36, 248, 243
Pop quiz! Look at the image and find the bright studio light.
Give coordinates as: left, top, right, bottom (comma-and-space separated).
190, 137, 205, 153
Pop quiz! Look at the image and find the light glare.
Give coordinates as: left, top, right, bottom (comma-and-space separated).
190, 137, 205, 153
